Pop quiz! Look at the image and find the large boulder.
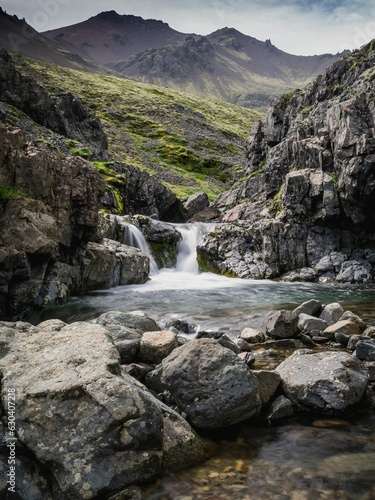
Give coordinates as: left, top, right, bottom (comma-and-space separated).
276, 349, 368, 414
0, 320, 204, 498
149, 339, 261, 428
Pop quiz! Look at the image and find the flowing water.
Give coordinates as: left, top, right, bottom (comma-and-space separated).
36, 223, 375, 499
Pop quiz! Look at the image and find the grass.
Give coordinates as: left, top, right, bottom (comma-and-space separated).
14, 57, 263, 201
0, 185, 30, 204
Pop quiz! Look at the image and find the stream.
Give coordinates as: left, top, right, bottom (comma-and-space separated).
36, 222, 375, 499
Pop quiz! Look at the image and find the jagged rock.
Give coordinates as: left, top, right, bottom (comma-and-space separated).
140, 331, 178, 364
240, 327, 265, 344
319, 302, 345, 325
293, 299, 322, 317
322, 320, 360, 340
355, 340, 375, 361
266, 310, 299, 339
198, 42, 375, 282
297, 313, 327, 333
150, 339, 261, 428
252, 370, 281, 404
276, 349, 368, 414
183, 192, 209, 220
267, 395, 294, 420
0, 320, 205, 498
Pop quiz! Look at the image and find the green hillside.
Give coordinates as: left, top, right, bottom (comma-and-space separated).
14, 57, 262, 199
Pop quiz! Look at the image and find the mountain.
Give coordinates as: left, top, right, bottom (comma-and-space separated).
112, 28, 344, 108
43, 10, 186, 64
0, 7, 106, 72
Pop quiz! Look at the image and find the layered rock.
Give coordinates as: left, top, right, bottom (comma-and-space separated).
198, 41, 375, 282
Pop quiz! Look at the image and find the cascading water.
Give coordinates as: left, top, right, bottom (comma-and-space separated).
123, 223, 159, 275
175, 223, 216, 274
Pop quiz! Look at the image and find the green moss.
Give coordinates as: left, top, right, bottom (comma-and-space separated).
269, 182, 285, 213
111, 187, 124, 214
330, 171, 338, 187
0, 185, 30, 204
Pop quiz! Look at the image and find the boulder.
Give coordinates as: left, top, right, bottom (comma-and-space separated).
96, 310, 159, 334
336, 260, 373, 283
293, 299, 322, 317
297, 313, 328, 333
339, 311, 367, 333
140, 331, 178, 364
276, 350, 368, 414
355, 339, 375, 361
152, 339, 261, 428
183, 192, 209, 220
267, 395, 294, 420
319, 302, 345, 325
252, 370, 281, 405
322, 320, 360, 340
266, 310, 299, 339
240, 327, 265, 344
0, 321, 204, 498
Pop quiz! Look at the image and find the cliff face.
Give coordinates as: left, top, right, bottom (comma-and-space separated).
198, 41, 375, 283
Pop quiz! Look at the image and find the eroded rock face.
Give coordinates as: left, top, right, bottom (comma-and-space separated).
0, 320, 205, 498
150, 339, 261, 428
198, 42, 375, 282
276, 350, 368, 414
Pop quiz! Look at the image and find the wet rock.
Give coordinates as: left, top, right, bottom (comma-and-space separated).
334, 332, 351, 347
347, 334, 369, 351
322, 320, 360, 340
297, 313, 327, 333
267, 395, 294, 420
252, 370, 281, 404
266, 310, 299, 339
276, 349, 368, 414
293, 299, 322, 317
319, 302, 345, 325
355, 339, 375, 361
140, 331, 179, 364
152, 339, 261, 428
240, 327, 265, 343
115, 339, 140, 364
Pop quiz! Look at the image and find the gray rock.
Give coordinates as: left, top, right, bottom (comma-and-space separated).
339, 311, 367, 333
266, 310, 299, 339
334, 332, 351, 347
364, 326, 375, 339
155, 339, 261, 428
293, 299, 322, 317
114, 339, 140, 364
276, 349, 368, 414
336, 260, 373, 283
319, 302, 345, 325
252, 370, 281, 405
0, 321, 204, 498
267, 395, 294, 420
322, 320, 360, 340
218, 334, 241, 354
347, 334, 368, 351
183, 192, 209, 220
140, 331, 178, 364
298, 313, 328, 333
240, 327, 266, 343
96, 310, 159, 334
355, 339, 375, 361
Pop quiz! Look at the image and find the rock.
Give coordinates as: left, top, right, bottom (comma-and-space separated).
336, 260, 373, 283
234, 338, 254, 351
319, 302, 345, 325
293, 299, 322, 317
153, 339, 261, 428
297, 313, 328, 333
240, 327, 265, 343
267, 395, 294, 420
237, 351, 256, 366
276, 349, 368, 414
96, 310, 160, 334
322, 320, 360, 340
266, 310, 299, 339
339, 311, 367, 333
355, 339, 375, 361
347, 334, 368, 351
0, 321, 204, 498
252, 370, 281, 404
218, 334, 241, 354
334, 332, 351, 347
364, 326, 375, 338
114, 339, 140, 364
183, 192, 209, 220
140, 331, 178, 364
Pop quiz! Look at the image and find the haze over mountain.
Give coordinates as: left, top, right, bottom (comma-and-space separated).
42, 10, 344, 109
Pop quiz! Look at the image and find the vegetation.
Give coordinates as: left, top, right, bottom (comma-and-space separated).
14, 57, 263, 200
0, 185, 30, 204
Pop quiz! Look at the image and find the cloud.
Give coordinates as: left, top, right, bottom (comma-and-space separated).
1, 0, 375, 55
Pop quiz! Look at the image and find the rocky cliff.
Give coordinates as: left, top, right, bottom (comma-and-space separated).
198, 40, 375, 283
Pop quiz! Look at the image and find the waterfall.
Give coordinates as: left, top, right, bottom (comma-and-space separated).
124, 224, 159, 275
175, 223, 215, 274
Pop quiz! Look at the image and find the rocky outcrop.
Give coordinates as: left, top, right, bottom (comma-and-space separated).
0, 125, 149, 320
198, 40, 375, 282
0, 319, 205, 499
0, 50, 108, 158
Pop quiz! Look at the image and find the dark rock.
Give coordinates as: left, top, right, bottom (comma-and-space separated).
293, 299, 322, 317
266, 310, 299, 339
183, 192, 209, 220
355, 339, 375, 361
252, 370, 281, 405
267, 395, 294, 420
298, 313, 327, 333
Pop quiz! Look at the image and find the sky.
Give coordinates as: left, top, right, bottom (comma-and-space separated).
2, 0, 375, 56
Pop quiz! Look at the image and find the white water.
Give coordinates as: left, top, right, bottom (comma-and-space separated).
175, 222, 216, 273
123, 223, 159, 275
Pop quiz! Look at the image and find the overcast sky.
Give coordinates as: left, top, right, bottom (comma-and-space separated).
2, 0, 375, 55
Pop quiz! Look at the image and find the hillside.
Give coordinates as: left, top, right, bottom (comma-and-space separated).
5, 54, 261, 201
113, 28, 342, 109
0, 7, 108, 73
